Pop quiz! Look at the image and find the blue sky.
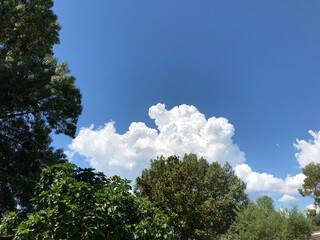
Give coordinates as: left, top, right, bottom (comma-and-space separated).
52, 1, 320, 209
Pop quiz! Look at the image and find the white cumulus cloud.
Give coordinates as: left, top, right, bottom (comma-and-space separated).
294, 130, 320, 168
68, 103, 306, 196
69, 103, 245, 178
234, 164, 305, 195
278, 194, 298, 202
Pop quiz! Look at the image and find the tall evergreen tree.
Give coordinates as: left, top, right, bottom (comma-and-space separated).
0, 0, 82, 217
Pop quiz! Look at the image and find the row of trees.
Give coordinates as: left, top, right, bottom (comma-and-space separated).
1, 0, 320, 239
222, 196, 312, 240
1, 154, 247, 239
1, 154, 318, 239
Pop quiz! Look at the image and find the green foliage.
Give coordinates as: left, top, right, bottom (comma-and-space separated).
0, 212, 20, 238
204, 159, 249, 234
0, 0, 82, 136
306, 208, 320, 230
132, 198, 174, 240
256, 195, 275, 212
299, 162, 320, 207
0, 0, 82, 217
286, 206, 313, 240
0, 163, 173, 240
221, 197, 312, 240
135, 154, 248, 239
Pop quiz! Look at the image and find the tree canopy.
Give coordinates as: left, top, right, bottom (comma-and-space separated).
299, 162, 320, 207
0, 0, 82, 217
0, 163, 173, 240
222, 196, 312, 240
135, 154, 248, 239
256, 195, 275, 212
204, 159, 248, 234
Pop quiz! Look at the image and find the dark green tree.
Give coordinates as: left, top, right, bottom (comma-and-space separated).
204, 159, 249, 234
0, 0, 82, 217
0, 163, 174, 240
135, 154, 249, 239
299, 162, 320, 207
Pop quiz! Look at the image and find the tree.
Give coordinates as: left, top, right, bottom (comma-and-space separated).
299, 162, 320, 207
0, 0, 82, 217
135, 154, 249, 239
305, 208, 320, 230
0, 163, 174, 240
135, 155, 219, 239
204, 159, 249, 234
221, 197, 312, 240
256, 195, 275, 212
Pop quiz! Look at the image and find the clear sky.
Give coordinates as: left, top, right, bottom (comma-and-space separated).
52, 0, 320, 210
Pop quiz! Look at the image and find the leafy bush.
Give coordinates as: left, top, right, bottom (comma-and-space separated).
0, 163, 173, 240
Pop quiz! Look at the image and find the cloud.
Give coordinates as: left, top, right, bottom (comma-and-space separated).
68, 103, 306, 196
234, 164, 305, 194
278, 194, 298, 202
69, 103, 245, 178
294, 130, 320, 168
64, 150, 75, 160
306, 204, 320, 214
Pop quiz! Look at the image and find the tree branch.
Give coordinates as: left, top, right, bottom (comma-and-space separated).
0, 109, 36, 119
0, 235, 14, 240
